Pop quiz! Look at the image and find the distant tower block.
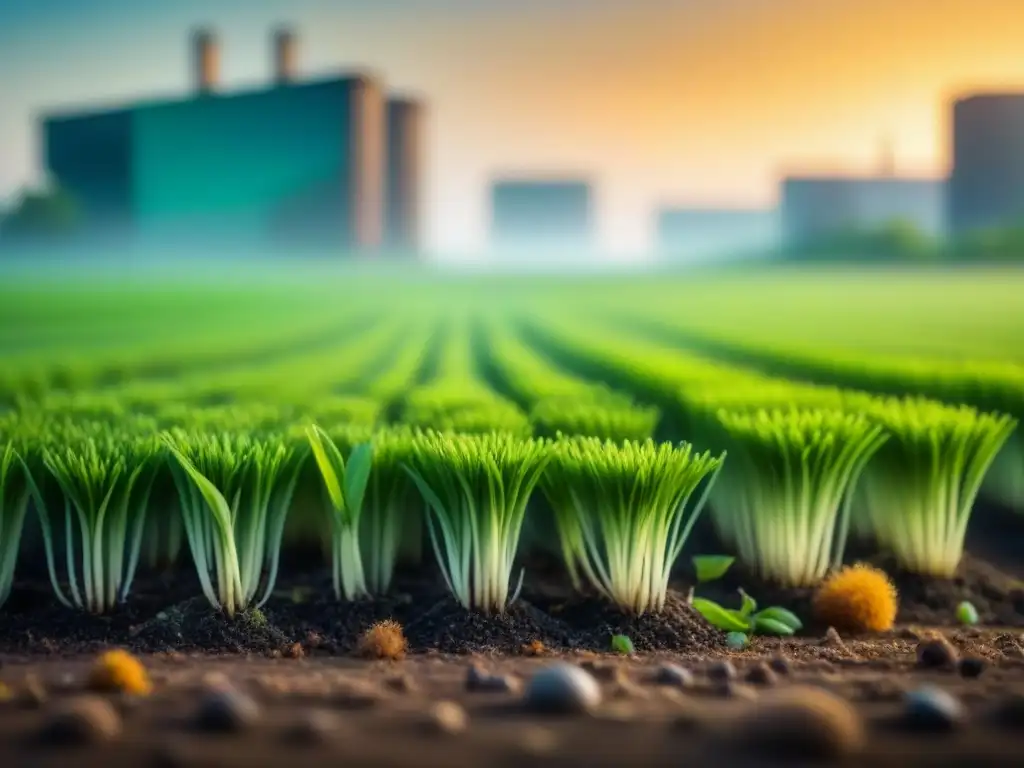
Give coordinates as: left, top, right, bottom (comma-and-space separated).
273, 27, 297, 84
192, 28, 219, 94
385, 98, 425, 252
349, 76, 386, 250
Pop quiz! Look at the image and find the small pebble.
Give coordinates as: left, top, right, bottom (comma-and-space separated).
706, 661, 737, 682
524, 663, 602, 714
719, 682, 758, 701
916, 637, 959, 670
958, 658, 985, 679
652, 663, 695, 688
902, 687, 966, 733
40, 696, 123, 746
465, 665, 518, 693
424, 701, 468, 735
821, 627, 845, 648
386, 673, 417, 693
284, 710, 343, 744
745, 663, 778, 686
735, 685, 866, 760
767, 656, 791, 675
194, 686, 261, 733
579, 660, 623, 683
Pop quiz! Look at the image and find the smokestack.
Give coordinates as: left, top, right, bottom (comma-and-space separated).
192, 28, 219, 94
273, 27, 297, 84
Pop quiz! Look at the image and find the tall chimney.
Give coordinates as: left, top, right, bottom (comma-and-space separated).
273, 27, 297, 84
192, 28, 219, 94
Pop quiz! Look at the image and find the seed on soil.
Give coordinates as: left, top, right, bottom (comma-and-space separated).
916, 637, 959, 670
40, 695, 123, 746
901, 687, 966, 733
423, 701, 468, 735
524, 663, 602, 715
194, 685, 262, 733
745, 663, 778, 686
465, 665, 519, 694
958, 658, 985, 678
706, 661, 737, 682
88, 649, 153, 696
734, 685, 866, 760
652, 663, 695, 688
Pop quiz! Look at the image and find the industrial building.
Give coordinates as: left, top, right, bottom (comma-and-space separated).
40, 27, 423, 255
948, 93, 1024, 235
384, 99, 425, 252
656, 206, 780, 260
780, 175, 943, 247
490, 178, 593, 254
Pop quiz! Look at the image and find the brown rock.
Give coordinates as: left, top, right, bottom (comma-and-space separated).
41, 696, 123, 746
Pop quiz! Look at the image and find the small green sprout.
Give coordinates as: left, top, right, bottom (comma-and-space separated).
692, 555, 735, 584
726, 632, 749, 650
610, 634, 634, 655
956, 601, 979, 626
688, 556, 803, 637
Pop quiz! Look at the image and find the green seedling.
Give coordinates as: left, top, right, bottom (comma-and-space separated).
956, 601, 979, 626
688, 556, 803, 636
610, 634, 634, 655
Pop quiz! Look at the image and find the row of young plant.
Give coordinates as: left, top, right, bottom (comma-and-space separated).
1, 392, 1016, 626
0, 411, 727, 618
602, 309, 1024, 515
0, 302, 376, 404
518, 311, 1019, 585
476, 316, 659, 442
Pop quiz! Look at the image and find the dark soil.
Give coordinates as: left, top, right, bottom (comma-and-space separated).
402, 594, 573, 654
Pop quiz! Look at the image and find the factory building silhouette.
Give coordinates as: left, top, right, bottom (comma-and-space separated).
490, 178, 593, 254
948, 93, 1024, 235
40, 27, 423, 255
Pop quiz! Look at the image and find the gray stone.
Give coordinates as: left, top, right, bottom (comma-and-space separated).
902, 687, 966, 733
524, 663, 602, 715
652, 663, 695, 688
194, 686, 261, 733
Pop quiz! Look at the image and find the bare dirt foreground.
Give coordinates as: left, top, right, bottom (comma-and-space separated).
2, 629, 1024, 768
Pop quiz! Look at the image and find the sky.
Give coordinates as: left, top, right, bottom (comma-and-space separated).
2, 0, 1024, 258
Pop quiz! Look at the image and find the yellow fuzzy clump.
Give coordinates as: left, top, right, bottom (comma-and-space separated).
812, 564, 898, 634
87, 649, 153, 696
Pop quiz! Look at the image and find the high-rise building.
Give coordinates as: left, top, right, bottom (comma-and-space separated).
948, 93, 1024, 234
384, 98, 425, 253
40, 28, 410, 253
780, 175, 943, 247
490, 178, 593, 254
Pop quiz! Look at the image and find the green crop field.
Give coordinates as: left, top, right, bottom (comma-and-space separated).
0, 263, 1022, 624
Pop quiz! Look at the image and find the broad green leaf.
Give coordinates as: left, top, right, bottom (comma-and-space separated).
752, 606, 803, 631
691, 597, 750, 632
343, 442, 373, 516
692, 555, 734, 584
752, 616, 796, 636
738, 588, 757, 618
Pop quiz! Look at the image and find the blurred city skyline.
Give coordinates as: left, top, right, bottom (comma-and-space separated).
2, 0, 1023, 258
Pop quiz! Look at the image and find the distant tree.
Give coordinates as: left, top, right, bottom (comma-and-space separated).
0, 186, 81, 247
785, 218, 941, 263
952, 224, 1024, 263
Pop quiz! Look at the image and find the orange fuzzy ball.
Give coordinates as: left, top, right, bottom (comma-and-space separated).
812, 564, 898, 634
357, 619, 408, 660
88, 649, 153, 696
